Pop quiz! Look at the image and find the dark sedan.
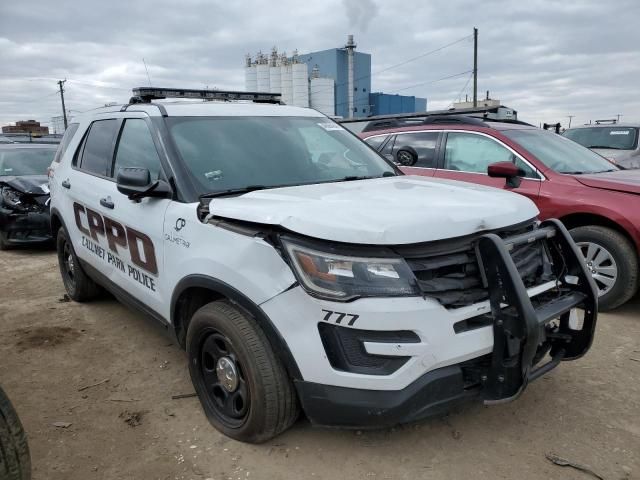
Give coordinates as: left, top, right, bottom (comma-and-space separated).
0, 144, 56, 249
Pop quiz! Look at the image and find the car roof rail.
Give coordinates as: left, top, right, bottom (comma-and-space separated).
421, 115, 486, 126
128, 87, 282, 104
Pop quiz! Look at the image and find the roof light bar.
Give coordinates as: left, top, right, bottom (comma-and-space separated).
130, 87, 282, 104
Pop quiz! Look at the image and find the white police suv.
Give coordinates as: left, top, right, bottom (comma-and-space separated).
49, 87, 598, 443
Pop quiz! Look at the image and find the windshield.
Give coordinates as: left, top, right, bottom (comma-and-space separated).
563, 127, 639, 150
502, 129, 619, 174
167, 116, 396, 194
0, 148, 56, 176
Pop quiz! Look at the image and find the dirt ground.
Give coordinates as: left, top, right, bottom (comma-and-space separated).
0, 248, 638, 480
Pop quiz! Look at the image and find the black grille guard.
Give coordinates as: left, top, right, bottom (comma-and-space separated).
476, 219, 598, 404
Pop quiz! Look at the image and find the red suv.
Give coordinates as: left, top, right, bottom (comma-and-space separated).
359, 116, 640, 310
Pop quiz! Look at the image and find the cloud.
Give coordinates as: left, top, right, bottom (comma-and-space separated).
0, 0, 638, 128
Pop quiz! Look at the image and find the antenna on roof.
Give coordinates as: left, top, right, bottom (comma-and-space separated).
142, 58, 153, 87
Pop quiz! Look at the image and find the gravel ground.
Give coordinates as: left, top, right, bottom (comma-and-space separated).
0, 248, 638, 480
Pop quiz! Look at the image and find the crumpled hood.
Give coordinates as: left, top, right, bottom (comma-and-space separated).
0, 175, 49, 195
209, 176, 539, 245
575, 170, 640, 195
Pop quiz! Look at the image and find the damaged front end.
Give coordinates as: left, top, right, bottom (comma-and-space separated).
0, 179, 51, 247
398, 219, 597, 404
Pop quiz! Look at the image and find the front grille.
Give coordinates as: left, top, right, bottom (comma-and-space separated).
396, 223, 554, 308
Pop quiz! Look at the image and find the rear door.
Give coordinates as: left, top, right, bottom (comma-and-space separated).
433, 131, 541, 201
65, 118, 121, 278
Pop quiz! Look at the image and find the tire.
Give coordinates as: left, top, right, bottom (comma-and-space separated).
395, 147, 418, 167
56, 226, 101, 302
186, 301, 299, 443
0, 386, 31, 480
570, 225, 639, 311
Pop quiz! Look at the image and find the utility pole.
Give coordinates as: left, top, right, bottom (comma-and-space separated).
616, 114, 622, 123
473, 27, 478, 108
567, 115, 574, 128
57, 80, 68, 130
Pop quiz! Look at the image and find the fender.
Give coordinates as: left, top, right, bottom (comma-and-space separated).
171, 274, 302, 380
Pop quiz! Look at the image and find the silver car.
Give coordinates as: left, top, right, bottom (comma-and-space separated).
563, 123, 640, 169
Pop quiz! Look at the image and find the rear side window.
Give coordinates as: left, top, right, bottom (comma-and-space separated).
53, 123, 79, 163
364, 135, 387, 150
79, 119, 118, 177
113, 119, 162, 180
393, 132, 439, 167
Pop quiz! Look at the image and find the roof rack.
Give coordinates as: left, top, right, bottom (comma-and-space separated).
129, 87, 282, 104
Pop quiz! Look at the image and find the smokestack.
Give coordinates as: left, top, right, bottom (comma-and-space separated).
345, 34, 356, 119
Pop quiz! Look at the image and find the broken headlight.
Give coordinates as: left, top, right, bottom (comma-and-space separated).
1, 187, 25, 211
282, 239, 420, 301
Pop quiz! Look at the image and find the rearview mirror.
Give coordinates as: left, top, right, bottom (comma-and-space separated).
116, 167, 171, 200
487, 161, 525, 188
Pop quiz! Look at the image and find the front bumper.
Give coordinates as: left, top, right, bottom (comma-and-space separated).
0, 208, 51, 245
262, 219, 597, 426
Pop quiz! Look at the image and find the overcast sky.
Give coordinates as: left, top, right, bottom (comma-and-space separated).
1, 0, 638, 130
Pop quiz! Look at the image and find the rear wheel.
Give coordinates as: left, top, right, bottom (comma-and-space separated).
0, 386, 31, 480
56, 227, 101, 302
186, 301, 299, 443
571, 225, 638, 310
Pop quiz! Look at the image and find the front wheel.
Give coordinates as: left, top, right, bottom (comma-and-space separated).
571, 225, 639, 310
186, 301, 299, 443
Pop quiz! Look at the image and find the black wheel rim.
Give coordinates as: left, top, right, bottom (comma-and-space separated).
61, 239, 76, 288
199, 331, 250, 427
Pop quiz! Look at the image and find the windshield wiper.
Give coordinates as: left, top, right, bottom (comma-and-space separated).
199, 185, 270, 199
587, 145, 622, 150
338, 172, 396, 182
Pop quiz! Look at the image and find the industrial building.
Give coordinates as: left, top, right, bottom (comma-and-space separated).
244, 35, 427, 119
2, 119, 49, 135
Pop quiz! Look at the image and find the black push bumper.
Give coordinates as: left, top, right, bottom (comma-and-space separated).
0, 208, 51, 245
298, 219, 598, 428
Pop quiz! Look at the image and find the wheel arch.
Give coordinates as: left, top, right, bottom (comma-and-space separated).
559, 212, 639, 253
171, 275, 302, 380
50, 207, 64, 237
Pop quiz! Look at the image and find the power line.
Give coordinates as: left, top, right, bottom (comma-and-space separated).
333, 70, 473, 109
448, 71, 474, 108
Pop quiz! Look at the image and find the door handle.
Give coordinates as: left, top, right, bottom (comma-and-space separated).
100, 197, 115, 209
61, 179, 71, 189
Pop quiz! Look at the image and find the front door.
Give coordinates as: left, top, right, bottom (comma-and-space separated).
433, 131, 541, 202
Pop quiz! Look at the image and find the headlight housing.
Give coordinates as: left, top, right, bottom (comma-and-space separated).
1, 187, 25, 210
282, 239, 420, 301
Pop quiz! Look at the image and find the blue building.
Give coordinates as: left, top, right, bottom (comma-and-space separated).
297, 46, 426, 119
297, 48, 371, 118
370, 93, 427, 116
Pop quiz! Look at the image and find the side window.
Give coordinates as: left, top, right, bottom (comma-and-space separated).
379, 135, 395, 160
364, 135, 388, 151
78, 119, 119, 177
393, 132, 439, 167
53, 123, 79, 163
113, 119, 162, 180
513, 157, 538, 179
444, 132, 514, 174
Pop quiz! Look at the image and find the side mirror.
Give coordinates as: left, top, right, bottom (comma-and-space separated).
116, 167, 171, 200
487, 161, 525, 188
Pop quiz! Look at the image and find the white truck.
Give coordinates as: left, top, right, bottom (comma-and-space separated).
48, 87, 597, 443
